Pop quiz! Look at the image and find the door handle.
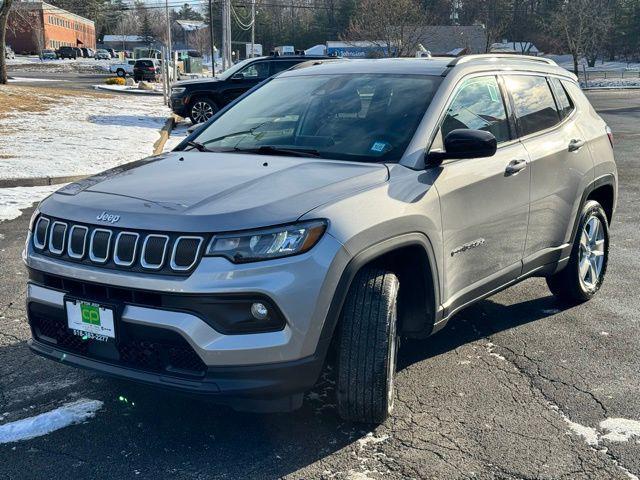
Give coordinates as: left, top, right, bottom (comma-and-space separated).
568, 138, 586, 152
505, 159, 527, 176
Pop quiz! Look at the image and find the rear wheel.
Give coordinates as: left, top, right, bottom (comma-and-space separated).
337, 268, 399, 424
189, 98, 218, 124
546, 200, 609, 303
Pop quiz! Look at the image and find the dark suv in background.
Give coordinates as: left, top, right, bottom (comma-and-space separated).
170, 54, 331, 123
57, 46, 78, 60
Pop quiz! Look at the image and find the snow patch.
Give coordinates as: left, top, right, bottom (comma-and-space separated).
0, 399, 103, 444
0, 185, 62, 222
565, 418, 600, 446
0, 93, 169, 180
600, 418, 640, 443
8, 77, 68, 83
357, 432, 389, 449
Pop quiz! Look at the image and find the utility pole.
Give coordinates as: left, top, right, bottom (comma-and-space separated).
208, 0, 215, 76
250, 0, 255, 58
220, 0, 232, 70
165, 0, 172, 81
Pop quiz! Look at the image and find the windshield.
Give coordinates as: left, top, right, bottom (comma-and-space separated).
193, 73, 442, 162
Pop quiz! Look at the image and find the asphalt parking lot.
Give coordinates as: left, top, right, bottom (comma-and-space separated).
0, 89, 639, 480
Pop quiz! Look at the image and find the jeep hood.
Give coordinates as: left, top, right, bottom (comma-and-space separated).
41, 152, 389, 232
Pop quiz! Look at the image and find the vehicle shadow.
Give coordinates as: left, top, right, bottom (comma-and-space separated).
0, 293, 572, 478
87, 115, 167, 128
398, 293, 569, 371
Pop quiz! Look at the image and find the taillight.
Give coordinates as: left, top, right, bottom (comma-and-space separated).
606, 125, 614, 148
147, 67, 155, 71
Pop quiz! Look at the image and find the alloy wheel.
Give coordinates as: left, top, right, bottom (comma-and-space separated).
191, 102, 214, 124
578, 215, 606, 291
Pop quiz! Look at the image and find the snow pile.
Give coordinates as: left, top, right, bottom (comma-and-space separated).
0, 185, 62, 222
600, 418, 640, 443
0, 93, 170, 179
0, 399, 103, 443
7, 56, 112, 74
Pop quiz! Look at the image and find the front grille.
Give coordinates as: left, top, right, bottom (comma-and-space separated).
29, 303, 207, 376
32, 215, 207, 275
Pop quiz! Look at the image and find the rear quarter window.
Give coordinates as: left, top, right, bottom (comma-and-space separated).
549, 77, 574, 119
506, 75, 560, 136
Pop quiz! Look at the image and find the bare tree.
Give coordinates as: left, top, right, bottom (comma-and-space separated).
551, 0, 612, 74
114, 11, 137, 51
345, 0, 430, 57
0, 0, 14, 84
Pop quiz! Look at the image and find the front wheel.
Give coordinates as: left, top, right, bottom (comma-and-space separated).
116, 68, 125, 77
546, 200, 609, 303
336, 268, 399, 423
189, 98, 218, 124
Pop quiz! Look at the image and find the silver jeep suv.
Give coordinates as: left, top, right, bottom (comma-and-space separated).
24, 55, 617, 423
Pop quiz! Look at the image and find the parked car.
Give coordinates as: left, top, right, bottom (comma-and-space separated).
170, 54, 331, 123
4, 45, 15, 60
80, 47, 94, 58
95, 49, 111, 60
24, 55, 617, 424
133, 58, 160, 82
109, 59, 136, 77
40, 49, 57, 60
57, 46, 78, 59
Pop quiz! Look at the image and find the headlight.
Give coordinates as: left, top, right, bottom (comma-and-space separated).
205, 220, 327, 263
171, 87, 186, 95
28, 207, 40, 232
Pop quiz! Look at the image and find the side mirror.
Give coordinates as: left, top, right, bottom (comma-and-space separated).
231, 73, 245, 81
428, 129, 497, 165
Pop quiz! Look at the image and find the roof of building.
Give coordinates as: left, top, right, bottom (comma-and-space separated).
103, 35, 145, 43
14, 1, 95, 25
490, 41, 540, 54
413, 25, 487, 55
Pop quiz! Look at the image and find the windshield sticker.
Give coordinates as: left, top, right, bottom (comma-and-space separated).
370, 141, 389, 153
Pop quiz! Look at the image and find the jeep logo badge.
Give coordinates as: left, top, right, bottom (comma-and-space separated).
96, 211, 121, 224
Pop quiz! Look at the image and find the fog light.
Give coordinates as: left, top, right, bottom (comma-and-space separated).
251, 302, 269, 320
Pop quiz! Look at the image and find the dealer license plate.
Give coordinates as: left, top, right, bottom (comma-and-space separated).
65, 300, 116, 342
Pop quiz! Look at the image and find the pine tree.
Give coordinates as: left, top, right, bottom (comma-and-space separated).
140, 11, 155, 46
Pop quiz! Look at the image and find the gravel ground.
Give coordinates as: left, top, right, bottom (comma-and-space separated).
0, 90, 638, 480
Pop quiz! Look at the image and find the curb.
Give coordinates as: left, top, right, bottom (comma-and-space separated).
1, 116, 176, 189
93, 85, 164, 96
153, 115, 176, 155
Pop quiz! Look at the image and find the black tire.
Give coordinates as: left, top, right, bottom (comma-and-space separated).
189, 98, 219, 124
546, 200, 609, 303
134, 75, 141, 82
116, 68, 125, 78
337, 268, 399, 424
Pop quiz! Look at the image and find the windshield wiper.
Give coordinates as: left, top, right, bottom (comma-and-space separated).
233, 145, 321, 158
186, 140, 212, 152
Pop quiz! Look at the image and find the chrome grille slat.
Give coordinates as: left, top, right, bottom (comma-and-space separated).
33, 217, 50, 250
141, 234, 170, 270
170, 236, 204, 271
67, 225, 88, 259
32, 216, 204, 274
89, 228, 112, 264
114, 232, 139, 267
48, 221, 68, 255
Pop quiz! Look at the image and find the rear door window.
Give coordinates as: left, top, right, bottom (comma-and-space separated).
506, 75, 560, 136
271, 60, 301, 75
441, 76, 511, 144
549, 77, 574, 120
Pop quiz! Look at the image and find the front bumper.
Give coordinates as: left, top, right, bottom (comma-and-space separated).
170, 95, 189, 117
25, 232, 350, 396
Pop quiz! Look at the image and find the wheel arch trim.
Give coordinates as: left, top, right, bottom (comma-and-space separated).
316, 232, 441, 357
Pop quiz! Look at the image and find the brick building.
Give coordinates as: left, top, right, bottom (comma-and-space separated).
6, 1, 95, 54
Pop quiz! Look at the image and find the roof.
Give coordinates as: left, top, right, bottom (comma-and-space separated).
490, 41, 539, 54
103, 35, 144, 43
175, 20, 207, 31
14, 1, 94, 25
413, 25, 487, 55
281, 55, 576, 80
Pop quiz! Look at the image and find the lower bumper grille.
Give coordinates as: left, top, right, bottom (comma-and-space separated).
29, 304, 207, 377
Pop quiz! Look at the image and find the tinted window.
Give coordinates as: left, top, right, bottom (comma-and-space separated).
238, 62, 269, 79
549, 77, 574, 120
442, 76, 510, 143
271, 60, 300, 75
193, 74, 442, 162
506, 75, 559, 136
